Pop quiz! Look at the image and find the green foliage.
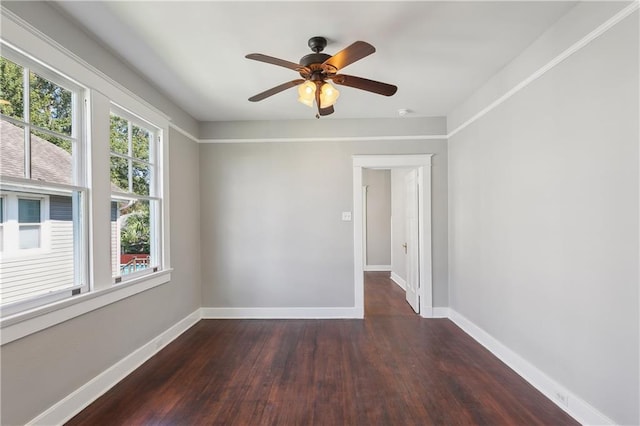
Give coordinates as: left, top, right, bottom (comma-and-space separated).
2, 55, 153, 256
1, 57, 72, 153
119, 202, 151, 254
109, 115, 151, 195
0, 57, 24, 119
110, 114, 153, 255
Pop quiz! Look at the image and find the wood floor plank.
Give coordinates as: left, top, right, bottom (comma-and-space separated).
66, 272, 578, 425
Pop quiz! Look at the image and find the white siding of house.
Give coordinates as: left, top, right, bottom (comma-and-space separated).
0, 220, 74, 304
111, 221, 118, 275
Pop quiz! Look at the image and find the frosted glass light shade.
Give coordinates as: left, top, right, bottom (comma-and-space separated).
319, 82, 340, 108
297, 81, 316, 107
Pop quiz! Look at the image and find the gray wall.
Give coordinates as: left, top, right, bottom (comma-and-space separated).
363, 169, 391, 267
0, 128, 202, 425
200, 133, 448, 308
0, 5, 202, 423
448, 7, 639, 425
199, 117, 447, 140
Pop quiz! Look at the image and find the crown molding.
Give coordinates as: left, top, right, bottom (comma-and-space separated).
0, 6, 172, 124
447, 1, 639, 139
199, 134, 447, 144
168, 122, 199, 144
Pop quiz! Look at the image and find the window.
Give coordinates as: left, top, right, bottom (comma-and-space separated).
0, 48, 86, 314
0, 197, 4, 252
109, 109, 161, 281
0, 22, 170, 342
18, 198, 42, 249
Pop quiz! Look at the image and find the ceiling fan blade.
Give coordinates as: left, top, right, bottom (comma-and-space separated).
248, 79, 305, 102
331, 74, 397, 96
245, 53, 309, 73
323, 41, 375, 71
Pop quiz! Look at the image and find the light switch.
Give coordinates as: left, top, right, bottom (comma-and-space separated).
342, 211, 352, 221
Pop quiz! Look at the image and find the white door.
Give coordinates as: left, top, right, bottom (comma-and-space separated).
405, 169, 420, 313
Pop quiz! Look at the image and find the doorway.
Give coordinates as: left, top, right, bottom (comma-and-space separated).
352, 155, 433, 318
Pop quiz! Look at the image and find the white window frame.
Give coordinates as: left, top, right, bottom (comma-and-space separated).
0, 15, 172, 345
0, 44, 87, 317
0, 191, 50, 256
109, 105, 163, 283
0, 195, 5, 252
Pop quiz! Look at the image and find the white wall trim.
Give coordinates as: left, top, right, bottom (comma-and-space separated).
390, 272, 406, 291
1, 270, 173, 345
447, 1, 639, 139
353, 154, 433, 168
353, 154, 434, 320
364, 265, 391, 272
26, 309, 201, 426
432, 307, 449, 318
199, 135, 447, 144
168, 122, 199, 144
201, 307, 362, 319
448, 309, 615, 426
0, 6, 171, 124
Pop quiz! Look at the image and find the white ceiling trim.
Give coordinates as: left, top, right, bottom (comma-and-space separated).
199, 135, 447, 144
182, 2, 637, 145
447, 1, 639, 139
1, 5, 172, 123
168, 122, 199, 144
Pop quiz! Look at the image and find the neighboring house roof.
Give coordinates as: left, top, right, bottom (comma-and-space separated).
1, 120, 73, 185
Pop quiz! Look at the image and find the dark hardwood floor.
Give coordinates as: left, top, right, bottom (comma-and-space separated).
67, 272, 577, 425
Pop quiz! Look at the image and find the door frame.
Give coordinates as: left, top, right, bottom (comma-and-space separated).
352, 154, 434, 318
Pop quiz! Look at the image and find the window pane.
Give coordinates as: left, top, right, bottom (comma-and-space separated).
0, 198, 3, 223
0, 57, 24, 121
29, 71, 72, 136
112, 198, 155, 277
132, 161, 150, 196
0, 120, 26, 179
19, 225, 40, 249
18, 199, 41, 223
132, 124, 150, 162
31, 130, 73, 185
110, 156, 129, 192
2, 189, 81, 307
110, 114, 128, 155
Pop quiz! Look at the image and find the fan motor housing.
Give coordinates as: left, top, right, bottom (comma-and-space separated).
299, 53, 331, 68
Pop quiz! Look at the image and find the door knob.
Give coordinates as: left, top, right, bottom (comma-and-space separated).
402, 243, 407, 254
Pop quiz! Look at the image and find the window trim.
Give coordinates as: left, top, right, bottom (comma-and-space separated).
0, 195, 5, 252
0, 12, 172, 344
3, 192, 49, 256
0, 268, 172, 345
109, 107, 163, 283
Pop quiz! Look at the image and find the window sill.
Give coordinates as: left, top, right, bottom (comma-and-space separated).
0, 269, 172, 345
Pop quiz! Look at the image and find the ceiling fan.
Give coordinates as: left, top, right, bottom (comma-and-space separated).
246, 36, 398, 118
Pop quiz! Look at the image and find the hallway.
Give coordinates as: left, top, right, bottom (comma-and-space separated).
364, 271, 416, 317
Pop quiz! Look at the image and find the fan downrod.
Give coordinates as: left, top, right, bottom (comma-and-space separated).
308, 36, 327, 53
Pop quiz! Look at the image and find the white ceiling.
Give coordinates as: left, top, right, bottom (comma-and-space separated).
55, 1, 576, 122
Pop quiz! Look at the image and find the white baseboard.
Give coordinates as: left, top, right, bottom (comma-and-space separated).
431, 307, 449, 318
28, 309, 201, 426
448, 309, 614, 426
27, 304, 612, 426
201, 306, 362, 319
364, 265, 391, 272
389, 272, 406, 290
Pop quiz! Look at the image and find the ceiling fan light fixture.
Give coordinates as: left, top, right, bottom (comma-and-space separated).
247, 37, 396, 117
319, 82, 340, 108
297, 81, 316, 107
